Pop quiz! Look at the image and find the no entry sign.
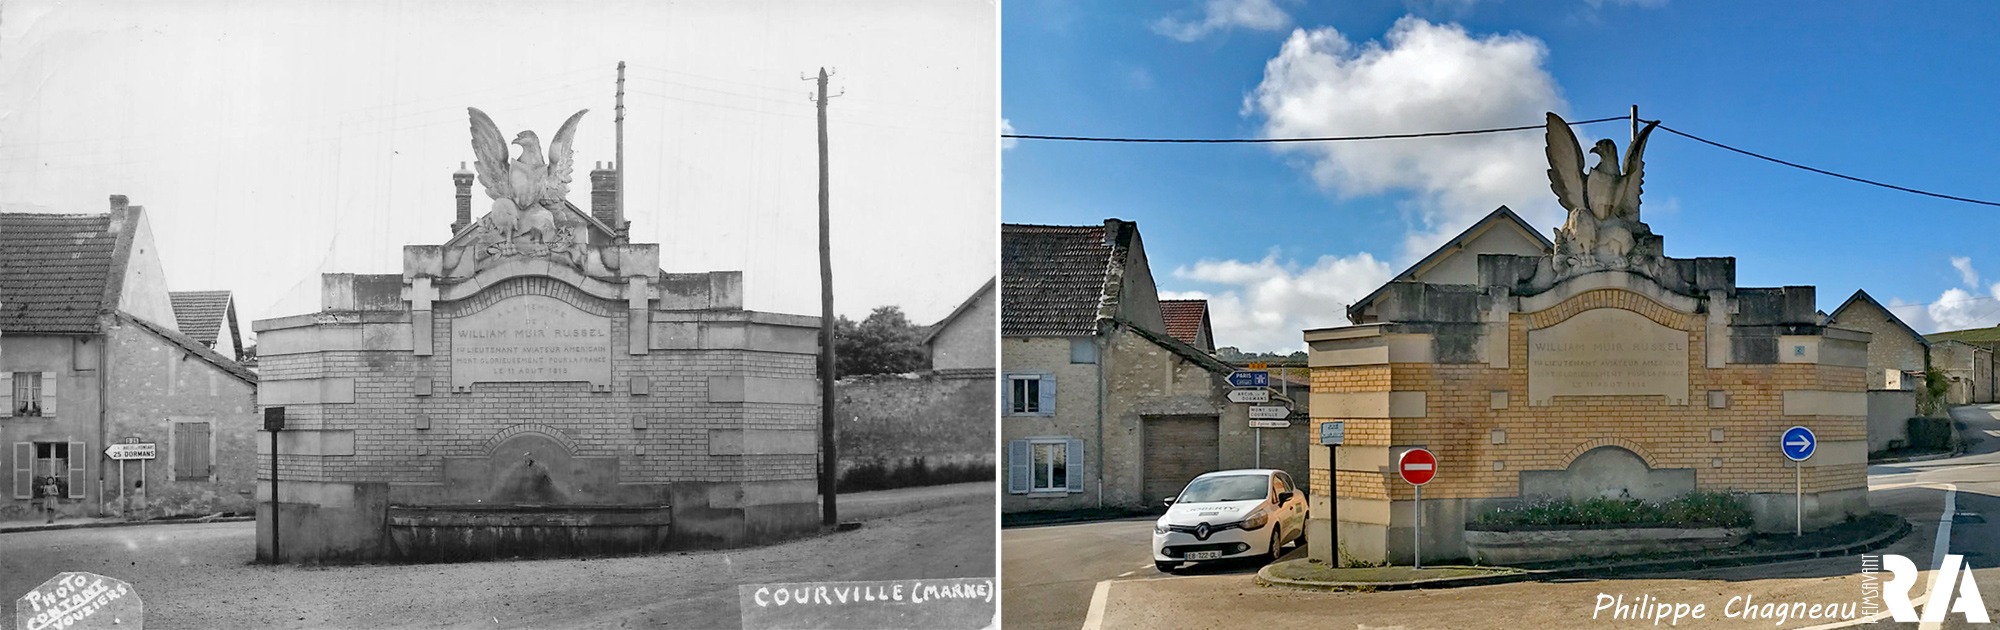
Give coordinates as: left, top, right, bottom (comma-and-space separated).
1398, 448, 1436, 486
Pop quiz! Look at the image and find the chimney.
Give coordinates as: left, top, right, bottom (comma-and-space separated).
109, 194, 128, 211
451, 162, 474, 235
590, 161, 619, 229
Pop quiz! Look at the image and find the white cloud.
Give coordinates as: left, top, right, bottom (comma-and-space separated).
1153, 0, 1292, 42
1001, 118, 1017, 150
1952, 256, 1979, 288
1164, 250, 1394, 352
1244, 17, 1569, 262
1585, 0, 1667, 8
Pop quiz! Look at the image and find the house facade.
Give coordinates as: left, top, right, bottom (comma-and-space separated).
1826, 290, 1929, 391
1, 198, 260, 521
1000, 220, 1304, 514
1927, 339, 1993, 405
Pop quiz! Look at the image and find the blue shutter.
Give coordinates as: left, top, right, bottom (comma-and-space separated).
1001, 376, 1015, 416
1065, 438, 1085, 493
1038, 375, 1057, 416
1006, 440, 1030, 494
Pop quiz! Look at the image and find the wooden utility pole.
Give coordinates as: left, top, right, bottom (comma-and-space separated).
616, 61, 628, 239
811, 67, 839, 527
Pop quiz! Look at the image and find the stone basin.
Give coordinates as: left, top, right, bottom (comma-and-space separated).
1464, 526, 1749, 565
385, 503, 672, 562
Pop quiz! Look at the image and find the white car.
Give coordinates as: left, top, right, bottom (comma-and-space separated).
1152, 469, 1308, 572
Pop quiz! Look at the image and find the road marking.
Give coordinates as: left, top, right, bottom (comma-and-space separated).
1117, 570, 1136, 577
1080, 580, 1111, 630
1793, 482, 1956, 630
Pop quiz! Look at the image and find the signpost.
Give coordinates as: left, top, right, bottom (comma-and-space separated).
1782, 426, 1815, 536
265, 406, 285, 563
105, 443, 156, 519
1248, 405, 1289, 420
1226, 371, 1269, 388
1398, 448, 1436, 569
1321, 421, 1344, 562
1226, 389, 1269, 404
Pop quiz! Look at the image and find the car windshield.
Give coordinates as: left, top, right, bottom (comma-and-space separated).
1176, 475, 1269, 503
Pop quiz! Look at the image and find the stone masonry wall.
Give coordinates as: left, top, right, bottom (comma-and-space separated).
833, 372, 995, 485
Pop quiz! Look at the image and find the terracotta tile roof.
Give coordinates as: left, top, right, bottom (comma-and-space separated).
170, 290, 233, 347
0, 213, 118, 334
1159, 299, 1209, 346
120, 312, 257, 386
1002, 223, 1117, 337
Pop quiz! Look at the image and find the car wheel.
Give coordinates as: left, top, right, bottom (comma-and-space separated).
1155, 561, 1177, 573
1265, 529, 1283, 564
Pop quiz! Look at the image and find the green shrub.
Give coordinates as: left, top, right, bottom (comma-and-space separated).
1907, 416, 1954, 451
1472, 491, 1752, 530
837, 456, 993, 493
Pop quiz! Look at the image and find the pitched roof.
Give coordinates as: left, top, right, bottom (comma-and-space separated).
1002, 222, 1131, 337
1119, 318, 1235, 376
1347, 206, 1552, 323
922, 276, 996, 345
0, 213, 120, 334
119, 312, 257, 386
1828, 289, 1929, 347
170, 290, 233, 347
1159, 299, 1210, 347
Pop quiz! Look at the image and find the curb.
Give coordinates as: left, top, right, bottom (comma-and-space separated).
1255, 517, 1912, 592
0, 515, 255, 535
839, 487, 991, 523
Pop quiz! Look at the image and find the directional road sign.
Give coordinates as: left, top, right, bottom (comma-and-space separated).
1782, 426, 1816, 462
1398, 448, 1437, 486
1248, 405, 1289, 419
104, 443, 155, 460
1227, 389, 1269, 404
1319, 421, 1345, 445
1227, 371, 1269, 388
1248, 419, 1291, 429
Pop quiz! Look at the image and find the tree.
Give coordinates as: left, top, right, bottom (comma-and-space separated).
835, 305, 927, 377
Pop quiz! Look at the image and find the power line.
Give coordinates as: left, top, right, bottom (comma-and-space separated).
1000, 116, 1627, 143
1653, 124, 2000, 208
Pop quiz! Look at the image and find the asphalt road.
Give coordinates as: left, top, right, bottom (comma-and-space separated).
1002, 405, 2000, 630
0, 502, 995, 630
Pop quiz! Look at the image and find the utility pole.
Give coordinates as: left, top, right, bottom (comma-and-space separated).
616, 61, 628, 241
808, 67, 841, 527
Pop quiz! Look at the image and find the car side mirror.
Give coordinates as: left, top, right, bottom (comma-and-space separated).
1277, 491, 1294, 504
1162, 497, 1177, 507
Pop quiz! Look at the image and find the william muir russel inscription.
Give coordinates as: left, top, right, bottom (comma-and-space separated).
452, 294, 612, 389
1528, 308, 1689, 406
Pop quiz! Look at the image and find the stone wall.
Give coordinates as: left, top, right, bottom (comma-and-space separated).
103, 318, 258, 519
1866, 389, 1915, 453
833, 371, 994, 487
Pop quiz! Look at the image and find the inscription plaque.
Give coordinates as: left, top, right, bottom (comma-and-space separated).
451, 294, 612, 389
1527, 307, 1689, 406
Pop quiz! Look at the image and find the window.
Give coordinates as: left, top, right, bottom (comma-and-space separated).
173, 421, 214, 481
1007, 437, 1083, 494
12, 373, 40, 417
13, 441, 85, 500
1069, 338, 1097, 364
1004, 374, 1054, 416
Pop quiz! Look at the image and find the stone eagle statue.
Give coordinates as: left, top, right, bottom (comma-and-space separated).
466, 108, 588, 246
1545, 112, 1661, 271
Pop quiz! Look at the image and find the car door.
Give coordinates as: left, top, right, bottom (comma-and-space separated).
1275, 472, 1305, 535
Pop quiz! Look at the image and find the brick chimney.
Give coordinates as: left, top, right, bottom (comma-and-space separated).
590, 161, 619, 230
451, 162, 474, 235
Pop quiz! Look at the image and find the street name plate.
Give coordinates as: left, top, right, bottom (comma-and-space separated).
103, 444, 155, 460
1227, 389, 1269, 404
1248, 419, 1290, 429
1526, 307, 1689, 406
451, 294, 613, 389
1319, 421, 1344, 445
15, 572, 142, 630
739, 578, 994, 630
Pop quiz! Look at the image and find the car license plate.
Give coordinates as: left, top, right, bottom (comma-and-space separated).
1185, 551, 1222, 560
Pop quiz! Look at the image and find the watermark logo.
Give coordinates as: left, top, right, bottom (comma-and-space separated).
1881, 553, 1989, 623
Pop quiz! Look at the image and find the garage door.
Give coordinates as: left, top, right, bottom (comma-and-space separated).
1144, 415, 1218, 503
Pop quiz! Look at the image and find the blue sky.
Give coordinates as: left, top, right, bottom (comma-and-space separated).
1003, 0, 2000, 351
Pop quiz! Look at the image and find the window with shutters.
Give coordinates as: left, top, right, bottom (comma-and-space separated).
1004, 373, 1054, 416
22, 442, 81, 499
12, 373, 41, 417
1029, 439, 1067, 492
173, 421, 214, 481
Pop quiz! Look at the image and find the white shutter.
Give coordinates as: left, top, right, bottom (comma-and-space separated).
1006, 440, 1030, 494
11, 443, 29, 499
0, 372, 12, 417
1037, 375, 1056, 416
66, 441, 86, 499
41, 372, 58, 417
1065, 438, 1085, 493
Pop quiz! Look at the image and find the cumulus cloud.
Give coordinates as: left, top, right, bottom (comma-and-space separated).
1162, 250, 1394, 352
1952, 256, 1979, 288
1885, 258, 2000, 333
1153, 0, 1292, 42
1000, 118, 1017, 151
1244, 17, 1569, 261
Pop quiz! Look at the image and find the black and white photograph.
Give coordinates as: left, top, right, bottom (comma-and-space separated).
0, 1, 996, 628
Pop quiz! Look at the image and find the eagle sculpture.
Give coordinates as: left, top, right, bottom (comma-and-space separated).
467, 108, 588, 246
1545, 112, 1657, 262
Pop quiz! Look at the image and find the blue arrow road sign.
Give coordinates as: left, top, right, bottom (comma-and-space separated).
1782, 426, 1816, 462
1228, 371, 1269, 388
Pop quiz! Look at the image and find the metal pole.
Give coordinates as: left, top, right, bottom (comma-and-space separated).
271, 428, 280, 563
117, 460, 125, 519
1254, 428, 1261, 469
1331, 444, 1339, 566
1414, 484, 1422, 569
814, 67, 837, 527
1795, 462, 1802, 536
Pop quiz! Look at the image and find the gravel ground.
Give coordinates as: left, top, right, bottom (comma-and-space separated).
1, 502, 993, 629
